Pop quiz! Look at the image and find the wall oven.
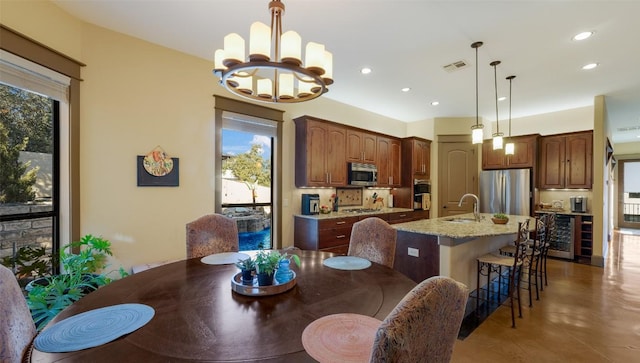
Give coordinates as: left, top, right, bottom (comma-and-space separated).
348, 163, 377, 186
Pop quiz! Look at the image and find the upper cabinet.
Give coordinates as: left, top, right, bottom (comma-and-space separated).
402, 137, 431, 183
346, 129, 376, 163
294, 116, 347, 187
538, 131, 592, 189
376, 136, 402, 187
482, 134, 538, 170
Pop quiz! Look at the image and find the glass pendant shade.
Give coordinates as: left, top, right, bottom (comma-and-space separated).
278, 73, 294, 99
472, 125, 484, 144
223, 33, 245, 66
493, 134, 504, 150
249, 22, 271, 61
281, 31, 302, 65
257, 78, 272, 98
505, 141, 515, 155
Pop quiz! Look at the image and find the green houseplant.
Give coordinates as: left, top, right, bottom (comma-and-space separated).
235, 257, 255, 283
26, 234, 127, 330
492, 213, 509, 224
254, 250, 281, 286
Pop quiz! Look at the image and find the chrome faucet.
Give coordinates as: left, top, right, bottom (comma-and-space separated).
458, 193, 480, 222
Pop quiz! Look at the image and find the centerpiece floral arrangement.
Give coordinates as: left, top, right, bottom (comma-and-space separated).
236, 250, 301, 286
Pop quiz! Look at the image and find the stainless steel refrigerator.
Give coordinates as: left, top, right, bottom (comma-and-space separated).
479, 169, 531, 215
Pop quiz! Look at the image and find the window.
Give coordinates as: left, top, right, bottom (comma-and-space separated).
0, 50, 68, 279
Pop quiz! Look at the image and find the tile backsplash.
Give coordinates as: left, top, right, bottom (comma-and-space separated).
537, 190, 592, 213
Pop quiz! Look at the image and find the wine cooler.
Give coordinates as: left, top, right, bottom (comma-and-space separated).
548, 214, 575, 259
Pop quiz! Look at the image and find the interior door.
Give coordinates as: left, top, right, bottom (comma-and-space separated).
438, 137, 478, 217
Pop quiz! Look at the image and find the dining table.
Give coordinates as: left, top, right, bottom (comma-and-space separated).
29, 249, 416, 362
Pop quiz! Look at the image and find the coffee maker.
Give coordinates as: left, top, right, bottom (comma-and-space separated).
570, 196, 587, 213
301, 194, 320, 215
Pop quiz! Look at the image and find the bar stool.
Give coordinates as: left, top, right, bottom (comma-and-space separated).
539, 212, 556, 289
500, 216, 545, 307
476, 219, 530, 328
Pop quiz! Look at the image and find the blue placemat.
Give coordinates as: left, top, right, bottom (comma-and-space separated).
323, 256, 372, 270
34, 303, 155, 353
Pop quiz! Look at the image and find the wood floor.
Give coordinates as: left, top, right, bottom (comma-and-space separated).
451, 229, 640, 362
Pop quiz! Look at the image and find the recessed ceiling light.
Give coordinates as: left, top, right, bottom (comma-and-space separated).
498, 96, 506, 101
431, 101, 439, 106
573, 31, 594, 41
582, 63, 598, 70
401, 87, 411, 92
360, 67, 372, 75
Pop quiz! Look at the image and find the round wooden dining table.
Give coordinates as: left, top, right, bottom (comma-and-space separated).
29, 250, 416, 362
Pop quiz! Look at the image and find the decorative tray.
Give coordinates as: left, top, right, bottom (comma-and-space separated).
230, 271, 297, 297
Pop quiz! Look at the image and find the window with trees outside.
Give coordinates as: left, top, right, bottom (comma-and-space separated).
221, 124, 274, 251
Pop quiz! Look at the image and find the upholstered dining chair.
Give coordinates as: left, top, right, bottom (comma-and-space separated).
369, 276, 469, 363
186, 213, 239, 259
347, 217, 397, 268
1, 264, 37, 363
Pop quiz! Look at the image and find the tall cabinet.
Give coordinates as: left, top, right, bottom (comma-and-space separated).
376, 136, 401, 187
294, 116, 347, 187
538, 131, 592, 189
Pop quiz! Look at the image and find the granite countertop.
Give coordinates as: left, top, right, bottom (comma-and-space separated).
535, 209, 593, 216
295, 207, 414, 220
392, 213, 533, 239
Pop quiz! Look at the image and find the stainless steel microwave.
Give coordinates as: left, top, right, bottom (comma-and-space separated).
348, 163, 377, 186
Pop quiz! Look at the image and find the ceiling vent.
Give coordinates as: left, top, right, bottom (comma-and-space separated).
617, 126, 640, 132
443, 60, 469, 72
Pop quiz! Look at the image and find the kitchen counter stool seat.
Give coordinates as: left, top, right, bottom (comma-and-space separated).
476, 219, 530, 328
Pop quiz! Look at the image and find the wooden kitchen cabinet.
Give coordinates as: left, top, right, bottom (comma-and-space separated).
482, 134, 538, 170
539, 131, 592, 189
294, 211, 429, 255
402, 137, 431, 182
346, 129, 377, 163
294, 116, 347, 187
294, 215, 362, 254
376, 136, 402, 187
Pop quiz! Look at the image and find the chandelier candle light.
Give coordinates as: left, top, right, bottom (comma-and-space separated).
504, 75, 516, 155
213, 0, 333, 103
490, 60, 503, 150
471, 42, 484, 144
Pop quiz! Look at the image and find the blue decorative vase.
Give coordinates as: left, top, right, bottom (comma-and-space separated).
275, 259, 294, 284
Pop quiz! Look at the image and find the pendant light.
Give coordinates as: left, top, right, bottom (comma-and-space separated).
504, 75, 516, 155
471, 42, 484, 144
490, 60, 503, 150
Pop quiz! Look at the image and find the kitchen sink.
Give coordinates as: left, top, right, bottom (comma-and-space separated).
443, 217, 477, 223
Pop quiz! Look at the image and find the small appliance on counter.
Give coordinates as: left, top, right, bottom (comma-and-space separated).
414, 181, 431, 211
570, 196, 587, 213
301, 194, 320, 215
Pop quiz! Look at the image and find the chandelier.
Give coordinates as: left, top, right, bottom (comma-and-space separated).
471, 42, 484, 144
213, 0, 333, 103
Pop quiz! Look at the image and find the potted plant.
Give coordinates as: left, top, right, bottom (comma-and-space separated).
1, 245, 55, 288
235, 257, 255, 283
491, 213, 509, 224
274, 252, 301, 284
254, 250, 282, 286
26, 234, 127, 330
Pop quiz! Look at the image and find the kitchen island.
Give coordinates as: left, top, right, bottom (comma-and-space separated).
391, 213, 532, 290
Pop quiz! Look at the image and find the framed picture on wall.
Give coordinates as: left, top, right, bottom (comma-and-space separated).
136, 148, 179, 187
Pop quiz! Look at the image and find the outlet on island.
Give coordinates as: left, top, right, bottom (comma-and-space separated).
407, 247, 420, 257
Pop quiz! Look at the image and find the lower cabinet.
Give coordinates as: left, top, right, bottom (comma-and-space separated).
294, 210, 429, 255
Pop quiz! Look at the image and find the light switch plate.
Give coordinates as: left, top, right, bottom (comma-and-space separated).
408, 247, 419, 257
